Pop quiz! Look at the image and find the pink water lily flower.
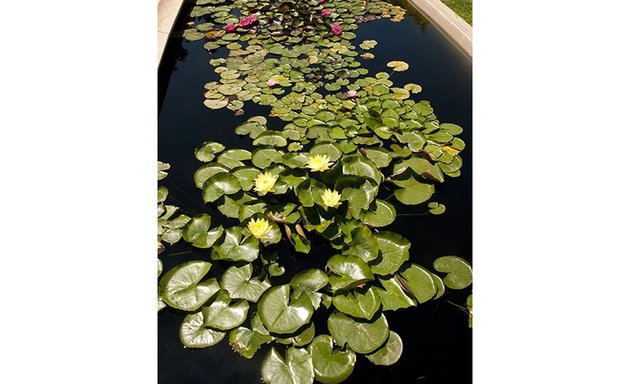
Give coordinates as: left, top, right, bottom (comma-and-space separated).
319, 0, 325, 3
266, 78, 278, 87
224, 23, 236, 32
321, 9, 331, 17
346, 90, 358, 99
331, 24, 343, 36
239, 15, 258, 27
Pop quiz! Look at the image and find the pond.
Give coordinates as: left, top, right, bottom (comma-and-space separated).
158, 0, 472, 383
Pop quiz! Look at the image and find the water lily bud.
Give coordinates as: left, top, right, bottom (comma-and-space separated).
321, 189, 341, 209
306, 154, 333, 172
224, 23, 236, 32
331, 24, 343, 36
247, 218, 272, 239
254, 172, 277, 194
321, 9, 331, 17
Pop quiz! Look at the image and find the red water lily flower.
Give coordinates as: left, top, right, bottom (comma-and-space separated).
239, 15, 258, 27
321, 9, 331, 17
331, 24, 343, 36
224, 23, 236, 32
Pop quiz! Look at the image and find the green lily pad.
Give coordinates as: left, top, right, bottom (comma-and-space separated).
221, 263, 271, 302
359, 40, 377, 50
327, 254, 374, 291
261, 347, 314, 384
398, 263, 437, 304
364, 148, 391, 168
229, 326, 273, 359
251, 148, 283, 168
428, 201, 446, 215
332, 286, 381, 320
235, 120, 267, 139
157, 185, 168, 203
194, 162, 230, 188
309, 142, 342, 162
433, 256, 472, 289
394, 180, 434, 205
370, 232, 411, 276
343, 225, 379, 263
290, 269, 329, 294
328, 312, 389, 354
203, 290, 249, 331
308, 334, 356, 384
440, 123, 464, 135
361, 199, 396, 228
375, 276, 416, 311
182, 214, 211, 243
211, 227, 259, 262
194, 141, 225, 162
253, 131, 288, 147
159, 260, 221, 311
183, 28, 205, 41
179, 310, 225, 348
202, 172, 242, 203
232, 166, 261, 191
216, 149, 252, 169
258, 284, 314, 334
366, 331, 403, 366
204, 98, 229, 109
404, 83, 422, 94
386, 60, 409, 72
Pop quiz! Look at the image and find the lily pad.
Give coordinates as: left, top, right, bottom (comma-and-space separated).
370, 232, 411, 276
366, 331, 403, 366
361, 199, 396, 228
229, 326, 273, 359
327, 312, 389, 354
433, 256, 472, 289
211, 227, 259, 262
332, 286, 381, 320
386, 60, 409, 72
398, 263, 437, 304
375, 276, 416, 311
221, 263, 271, 302
203, 290, 249, 331
308, 334, 356, 384
217, 149, 252, 169
179, 310, 225, 348
159, 260, 221, 311
202, 172, 241, 203
261, 347, 314, 384
195, 141, 225, 162
290, 269, 329, 294
253, 131, 288, 147
204, 98, 229, 109
194, 162, 230, 188
258, 284, 314, 334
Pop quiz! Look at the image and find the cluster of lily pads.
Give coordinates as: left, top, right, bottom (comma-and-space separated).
159, 0, 472, 383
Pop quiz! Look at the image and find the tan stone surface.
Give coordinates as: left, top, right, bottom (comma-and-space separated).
406, 0, 472, 59
158, 0, 184, 65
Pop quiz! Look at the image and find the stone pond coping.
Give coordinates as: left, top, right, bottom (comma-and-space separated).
157, 0, 472, 65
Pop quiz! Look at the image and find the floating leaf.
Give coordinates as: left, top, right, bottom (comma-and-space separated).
404, 83, 422, 94
375, 276, 416, 311
203, 290, 249, 331
159, 260, 221, 311
366, 331, 403, 366
183, 29, 205, 41
308, 335, 356, 384
211, 227, 259, 262
180, 310, 225, 348
229, 327, 273, 359
370, 232, 411, 276
332, 286, 381, 320
386, 60, 409, 72
328, 312, 389, 354
258, 284, 314, 334
221, 263, 271, 302
394, 180, 434, 205
290, 269, 329, 294
343, 225, 379, 263
195, 141, 225, 162
327, 254, 374, 291
398, 263, 437, 304
252, 148, 283, 168
182, 214, 211, 243
202, 172, 241, 202
204, 98, 229, 109
359, 40, 377, 50
261, 347, 314, 384
194, 162, 229, 188
428, 201, 446, 215
433, 256, 472, 289
253, 131, 288, 147
217, 149, 252, 169
361, 199, 396, 228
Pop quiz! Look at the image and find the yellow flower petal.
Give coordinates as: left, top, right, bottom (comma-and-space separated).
306, 154, 333, 172
254, 172, 277, 194
321, 188, 341, 209
247, 218, 272, 239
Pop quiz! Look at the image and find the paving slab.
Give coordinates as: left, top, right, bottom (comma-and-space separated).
406, 0, 472, 59
158, 0, 185, 64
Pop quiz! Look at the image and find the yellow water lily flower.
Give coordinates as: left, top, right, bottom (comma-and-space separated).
306, 154, 333, 172
254, 172, 277, 194
247, 218, 272, 239
321, 189, 341, 209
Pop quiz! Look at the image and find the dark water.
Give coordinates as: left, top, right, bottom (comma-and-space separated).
158, 1, 472, 383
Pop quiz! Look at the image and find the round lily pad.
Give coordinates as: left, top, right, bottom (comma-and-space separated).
366, 331, 403, 366
433, 256, 472, 289
308, 334, 356, 384
327, 311, 389, 354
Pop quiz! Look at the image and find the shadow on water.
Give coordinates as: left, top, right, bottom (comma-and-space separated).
158, 0, 472, 382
